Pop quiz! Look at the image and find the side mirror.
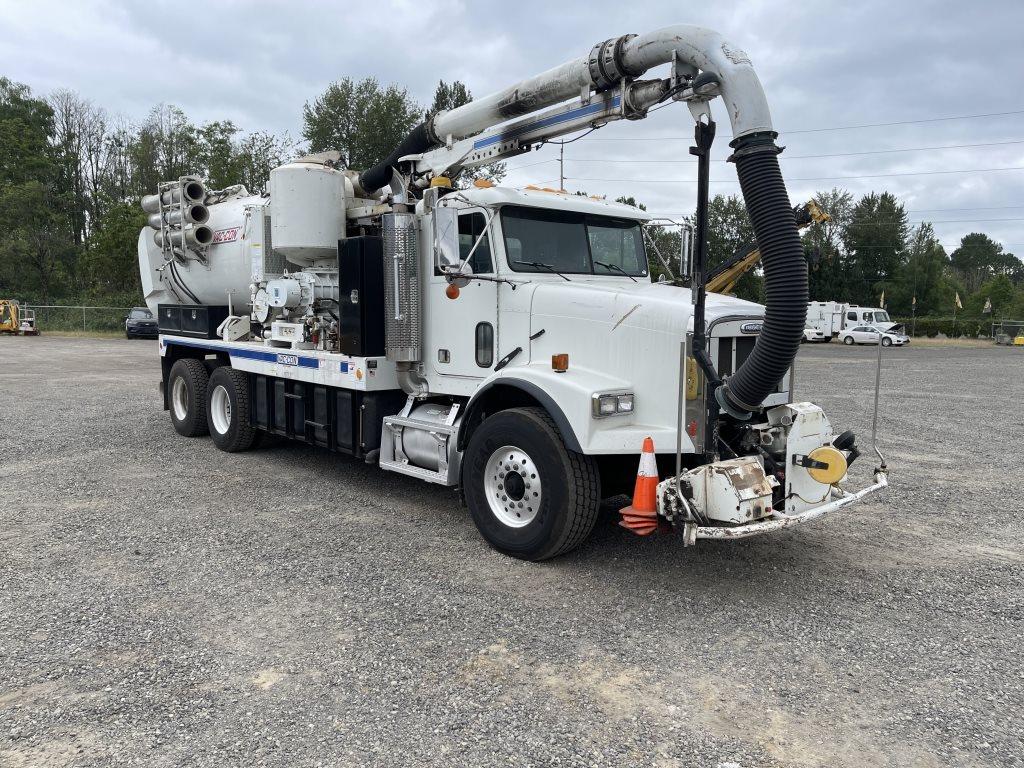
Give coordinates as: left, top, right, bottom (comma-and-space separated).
679, 224, 694, 281
433, 207, 459, 270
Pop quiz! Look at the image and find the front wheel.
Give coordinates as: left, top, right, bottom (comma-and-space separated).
206, 367, 258, 452
843, 336, 854, 345
464, 407, 600, 561
882, 337, 892, 347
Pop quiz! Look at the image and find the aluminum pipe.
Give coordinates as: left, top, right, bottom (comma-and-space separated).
154, 225, 214, 249
147, 203, 210, 230
141, 180, 207, 214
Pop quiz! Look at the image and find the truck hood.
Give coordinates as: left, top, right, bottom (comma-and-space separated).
528, 279, 764, 336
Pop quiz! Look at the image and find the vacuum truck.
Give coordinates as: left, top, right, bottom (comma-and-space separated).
138, 24, 889, 560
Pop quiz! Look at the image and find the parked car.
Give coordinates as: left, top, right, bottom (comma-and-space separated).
125, 307, 158, 339
802, 327, 827, 343
838, 325, 910, 347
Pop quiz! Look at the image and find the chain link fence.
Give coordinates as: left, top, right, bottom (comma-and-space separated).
22, 304, 135, 334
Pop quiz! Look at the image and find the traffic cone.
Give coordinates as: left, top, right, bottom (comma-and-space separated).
619, 437, 660, 536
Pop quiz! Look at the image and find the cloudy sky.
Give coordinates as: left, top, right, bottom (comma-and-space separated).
2, 0, 1023, 253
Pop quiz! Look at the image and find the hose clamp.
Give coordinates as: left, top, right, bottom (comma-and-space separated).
727, 143, 784, 162
588, 34, 639, 91
727, 131, 782, 163
715, 381, 756, 420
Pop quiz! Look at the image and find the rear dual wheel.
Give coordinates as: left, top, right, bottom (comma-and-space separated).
167, 360, 257, 452
205, 367, 258, 452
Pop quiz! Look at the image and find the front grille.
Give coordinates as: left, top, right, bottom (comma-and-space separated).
715, 336, 787, 394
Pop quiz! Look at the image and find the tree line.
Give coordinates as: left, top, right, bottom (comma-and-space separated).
0, 75, 492, 307
1, 72, 1020, 325
638, 189, 1023, 324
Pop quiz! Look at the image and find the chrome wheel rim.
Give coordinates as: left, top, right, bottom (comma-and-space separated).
210, 384, 231, 435
484, 445, 542, 528
171, 376, 188, 421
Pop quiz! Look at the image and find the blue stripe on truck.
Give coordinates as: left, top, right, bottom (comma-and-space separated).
163, 338, 320, 369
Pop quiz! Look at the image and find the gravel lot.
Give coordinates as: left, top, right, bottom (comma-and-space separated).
1, 336, 1021, 767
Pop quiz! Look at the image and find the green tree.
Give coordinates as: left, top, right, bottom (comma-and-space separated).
888, 223, 952, 317
970, 274, 1015, 318
425, 79, 505, 184
425, 80, 471, 121
705, 194, 760, 302
302, 77, 420, 172
78, 201, 146, 298
0, 77, 54, 186
843, 192, 907, 305
950, 232, 1021, 292
804, 188, 853, 301
234, 130, 295, 193
0, 78, 66, 302
196, 120, 242, 190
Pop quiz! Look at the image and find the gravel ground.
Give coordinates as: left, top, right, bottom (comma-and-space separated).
1, 336, 1021, 767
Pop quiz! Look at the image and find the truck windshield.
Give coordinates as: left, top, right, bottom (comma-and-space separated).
501, 206, 647, 277
874, 311, 890, 322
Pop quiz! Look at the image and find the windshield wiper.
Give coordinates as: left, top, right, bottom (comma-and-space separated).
593, 260, 638, 282
516, 260, 571, 281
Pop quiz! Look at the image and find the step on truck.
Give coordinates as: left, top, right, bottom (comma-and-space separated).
138, 24, 889, 560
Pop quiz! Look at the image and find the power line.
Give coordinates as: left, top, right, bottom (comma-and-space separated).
907, 205, 1024, 212
511, 138, 1024, 165
565, 165, 1024, 183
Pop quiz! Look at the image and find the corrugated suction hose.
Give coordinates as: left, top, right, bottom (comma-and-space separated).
717, 132, 808, 417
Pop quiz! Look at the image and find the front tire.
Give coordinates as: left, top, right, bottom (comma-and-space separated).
464, 407, 600, 561
843, 336, 854, 345
882, 337, 892, 347
168, 359, 209, 437
206, 367, 258, 452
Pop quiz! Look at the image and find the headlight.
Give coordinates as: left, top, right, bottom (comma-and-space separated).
592, 392, 635, 418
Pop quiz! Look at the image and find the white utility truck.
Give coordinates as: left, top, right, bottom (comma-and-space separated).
138, 24, 888, 560
806, 300, 897, 340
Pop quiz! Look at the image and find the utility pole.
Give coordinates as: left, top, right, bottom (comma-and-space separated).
559, 143, 564, 191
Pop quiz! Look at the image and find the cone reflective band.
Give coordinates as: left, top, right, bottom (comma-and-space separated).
619, 436, 660, 535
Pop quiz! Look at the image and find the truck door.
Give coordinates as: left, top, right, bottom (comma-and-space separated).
427, 209, 499, 382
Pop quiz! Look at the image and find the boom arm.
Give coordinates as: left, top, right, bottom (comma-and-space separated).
360, 25, 774, 190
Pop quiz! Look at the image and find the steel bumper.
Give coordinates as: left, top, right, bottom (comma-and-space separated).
679, 470, 889, 545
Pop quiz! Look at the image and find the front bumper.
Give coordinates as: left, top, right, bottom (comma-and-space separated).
666, 470, 889, 545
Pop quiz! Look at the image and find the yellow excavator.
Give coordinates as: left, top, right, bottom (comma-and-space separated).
0, 300, 40, 336
705, 200, 830, 294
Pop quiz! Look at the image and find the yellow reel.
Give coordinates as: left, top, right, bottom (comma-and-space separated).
806, 446, 848, 485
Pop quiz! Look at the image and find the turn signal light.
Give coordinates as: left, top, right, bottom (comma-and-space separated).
445, 283, 460, 300
552, 353, 569, 372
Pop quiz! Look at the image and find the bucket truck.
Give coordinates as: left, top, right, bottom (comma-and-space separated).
138, 25, 888, 560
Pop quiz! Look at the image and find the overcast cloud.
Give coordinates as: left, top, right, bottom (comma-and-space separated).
1, 0, 1023, 251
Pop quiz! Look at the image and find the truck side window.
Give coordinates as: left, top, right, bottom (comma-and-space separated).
459, 212, 493, 274
847, 311, 857, 321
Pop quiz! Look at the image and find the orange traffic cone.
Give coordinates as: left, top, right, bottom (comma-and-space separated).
619, 437, 660, 536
